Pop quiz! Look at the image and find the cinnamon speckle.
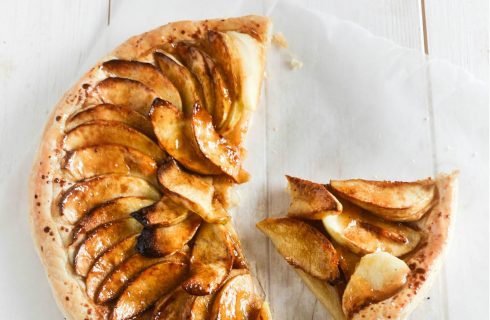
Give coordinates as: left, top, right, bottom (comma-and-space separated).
34, 194, 38, 199
41, 175, 46, 179
43, 226, 50, 233
36, 202, 41, 207
65, 296, 70, 301
180, 30, 185, 35
40, 246, 44, 252
55, 115, 62, 122
54, 178, 60, 183
82, 83, 90, 89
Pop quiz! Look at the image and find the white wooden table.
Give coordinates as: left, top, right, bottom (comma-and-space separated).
0, 1, 487, 319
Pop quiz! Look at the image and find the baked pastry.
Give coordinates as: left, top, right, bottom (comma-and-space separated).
258, 173, 458, 319
30, 16, 272, 319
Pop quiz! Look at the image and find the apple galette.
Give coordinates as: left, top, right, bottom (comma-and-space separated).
258, 173, 458, 319
30, 16, 272, 320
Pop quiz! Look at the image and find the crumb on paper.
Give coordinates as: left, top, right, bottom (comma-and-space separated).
272, 32, 288, 48
288, 58, 303, 70
272, 127, 277, 132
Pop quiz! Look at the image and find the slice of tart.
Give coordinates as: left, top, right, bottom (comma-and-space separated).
30, 16, 271, 320
258, 173, 457, 319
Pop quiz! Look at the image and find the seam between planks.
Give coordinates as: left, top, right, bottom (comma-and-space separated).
107, 0, 112, 26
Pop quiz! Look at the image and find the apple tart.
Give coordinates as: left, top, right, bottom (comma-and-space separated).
30, 16, 272, 320
258, 173, 458, 319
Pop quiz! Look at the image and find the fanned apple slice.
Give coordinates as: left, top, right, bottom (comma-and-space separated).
65, 104, 154, 137
257, 217, 340, 281
255, 301, 272, 320
96, 253, 165, 304
63, 121, 166, 161
213, 175, 238, 209
157, 159, 229, 224
95, 77, 157, 115
209, 272, 262, 320
101, 59, 182, 109
153, 51, 203, 116
342, 252, 410, 317
176, 44, 214, 114
85, 235, 137, 300
286, 175, 342, 220
74, 218, 142, 277
322, 201, 421, 257
111, 259, 189, 320
191, 103, 244, 183
225, 222, 248, 269
153, 288, 195, 320
182, 222, 233, 295
136, 213, 201, 257
59, 174, 160, 224
149, 99, 220, 175
72, 196, 155, 240
330, 178, 436, 222
62, 145, 158, 184
131, 196, 189, 227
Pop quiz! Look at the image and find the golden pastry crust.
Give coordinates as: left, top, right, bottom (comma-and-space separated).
30, 15, 271, 320
295, 172, 458, 320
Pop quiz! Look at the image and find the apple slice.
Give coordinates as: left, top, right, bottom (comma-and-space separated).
95, 77, 157, 115
322, 201, 421, 257
153, 288, 195, 320
101, 59, 182, 109
191, 103, 244, 183
59, 174, 160, 224
176, 44, 215, 114
63, 120, 165, 161
255, 301, 272, 320
182, 222, 233, 295
257, 217, 340, 281
111, 259, 189, 320
85, 235, 137, 300
330, 178, 436, 221
209, 272, 262, 320
153, 51, 203, 116
286, 175, 342, 220
224, 221, 248, 269
149, 98, 220, 175
65, 104, 154, 137
157, 159, 230, 224
72, 196, 155, 241
74, 218, 142, 276
333, 242, 361, 281
96, 253, 165, 304
136, 213, 201, 257
342, 252, 410, 317
213, 175, 238, 209
62, 145, 158, 184
131, 196, 189, 227
186, 294, 213, 320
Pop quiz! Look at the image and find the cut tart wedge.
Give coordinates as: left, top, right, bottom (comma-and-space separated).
30, 15, 271, 320
258, 173, 458, 319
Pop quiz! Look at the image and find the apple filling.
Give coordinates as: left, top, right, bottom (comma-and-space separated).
258, 176, 437, 319
56, 28, 268, 320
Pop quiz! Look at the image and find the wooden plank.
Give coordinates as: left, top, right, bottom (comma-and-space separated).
0, 0, 108, 318
424, 0, 489, 81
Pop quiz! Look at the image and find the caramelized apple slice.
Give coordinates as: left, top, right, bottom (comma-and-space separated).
322, 201, 421, 257
62, 145, 158, 184
333, 242, 360, 281
182, 222, 233, 295
59, 174, 160, 224
72, 196, 155, 240
330, 178, 436, 221
74, 218, 142, 276
153, 51, 203, 116
95, 77, 157, 115
342, 252, 409, 317
255, 301, 272, 320
191, 103, 244, 182
111, 259, 189, 320
213, 175, 238, 209
97, 253, 165, 304
131, 196, 189, 227
101, 59, 182, 109
157, 160, 229, 224
63, 121, 165, 161
286, 175, 342, 220
209, 272, 262, 320
65, 104, 154, 137
186, 294, 213, 320
136, 213, 201, 257
225, 222, 248, 269
149, 99, 220, 174
153, 288, 195, 320
257, 217, 339, 281
176, 44, 214, 114
85, 235, 137, 300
